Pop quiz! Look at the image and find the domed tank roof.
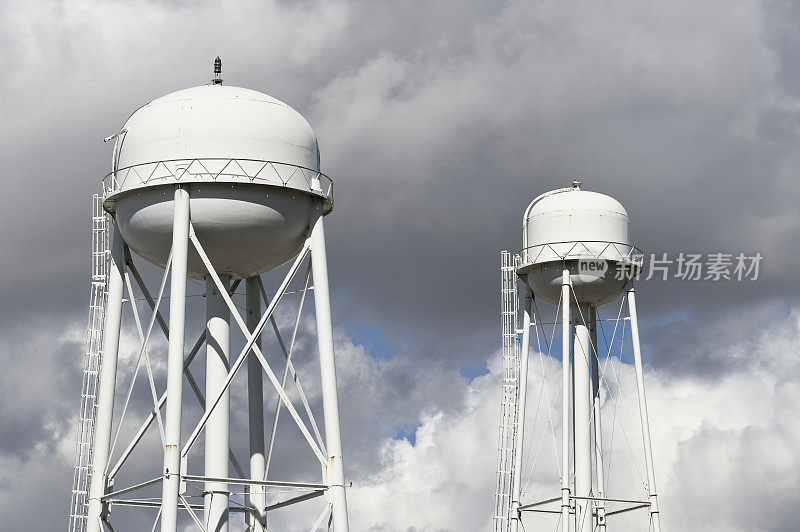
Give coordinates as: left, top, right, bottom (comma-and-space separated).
518, 183, 640, 307
528, 189, 628, 221
524, 185, 630, 256
106, 80, 333, 279
116, 84, 319, 172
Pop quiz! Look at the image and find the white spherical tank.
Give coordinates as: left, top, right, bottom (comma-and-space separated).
517, 182, 640, 306
103, 83, 332, 279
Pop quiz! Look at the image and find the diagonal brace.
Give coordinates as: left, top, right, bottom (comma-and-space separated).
183, 228, 324, 463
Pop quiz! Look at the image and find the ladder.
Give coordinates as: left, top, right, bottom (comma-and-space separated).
68, 194, 109, 532
493, 251, 521, 532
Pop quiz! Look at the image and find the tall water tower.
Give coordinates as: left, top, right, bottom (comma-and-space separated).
68, 60, 350, 532
493, 182, 661, 532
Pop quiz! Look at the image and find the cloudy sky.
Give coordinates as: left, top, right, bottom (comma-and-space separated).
2, 0, 800, 530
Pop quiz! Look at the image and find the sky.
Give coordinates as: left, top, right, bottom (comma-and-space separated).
1, 0, 800, 530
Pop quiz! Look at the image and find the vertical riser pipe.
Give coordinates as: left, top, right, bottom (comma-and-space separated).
589, 307, 606, 529
573, 307, 593, 532
205, 276, 230, 532
246, 277, 266, 531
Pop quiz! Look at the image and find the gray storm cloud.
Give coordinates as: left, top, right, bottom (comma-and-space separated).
1, 0, 799, 530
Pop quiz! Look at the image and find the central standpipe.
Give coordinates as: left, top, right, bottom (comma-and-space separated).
590, 307, 607, 529
161, 188, 191, 532
309, 205, 350, 531
205, 275, 231, 531
573, 304, 593, 531
246, 277, 267, 531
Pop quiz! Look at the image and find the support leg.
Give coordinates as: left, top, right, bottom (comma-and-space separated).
560, 270, 571, 531
627, 288, 662, 532
160, 188, 191, 532
205, 275, 230, 532
246, 276, 267, 531
308, 206, 349, 531
589, 307, 606, 530
86, 225, 125, 532
510, 291, 532, 532
573, 305, 593, 532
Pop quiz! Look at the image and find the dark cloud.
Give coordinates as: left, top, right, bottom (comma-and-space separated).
2, 0, 800, 529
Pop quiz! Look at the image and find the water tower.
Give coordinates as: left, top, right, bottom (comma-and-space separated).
493, 182, 662, 532
69, 60, 350, 532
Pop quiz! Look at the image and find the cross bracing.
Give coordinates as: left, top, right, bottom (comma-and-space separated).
493, 250, 662, 532
70, 200, 347, 531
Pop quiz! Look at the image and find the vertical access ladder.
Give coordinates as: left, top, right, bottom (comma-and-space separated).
493, 251, 521, 532
68, 194, 109, 532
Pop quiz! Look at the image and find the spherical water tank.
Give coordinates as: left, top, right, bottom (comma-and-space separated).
517, 183, 640, 306
103, 84, 332, 279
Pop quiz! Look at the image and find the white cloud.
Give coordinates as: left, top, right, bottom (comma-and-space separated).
337, 308, 800, 531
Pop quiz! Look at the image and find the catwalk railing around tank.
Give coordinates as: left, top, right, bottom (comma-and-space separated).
515, 240, 644, 270
102, 157, 334, 209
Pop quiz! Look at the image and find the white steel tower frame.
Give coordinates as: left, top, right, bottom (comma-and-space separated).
493, 250, 662, 532
71, 186, 350, 531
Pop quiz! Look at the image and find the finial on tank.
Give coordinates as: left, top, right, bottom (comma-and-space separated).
212, 56, 223, 85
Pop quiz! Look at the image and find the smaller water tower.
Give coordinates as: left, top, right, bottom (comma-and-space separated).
493, 182, 662, 532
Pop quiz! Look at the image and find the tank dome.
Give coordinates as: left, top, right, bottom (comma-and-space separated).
114, 85, 319, 189
105, 84, 332, 280
525, 189, 629, 261
518, 184, 640, 306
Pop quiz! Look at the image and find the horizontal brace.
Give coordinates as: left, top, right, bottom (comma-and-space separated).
181, 475, 326, 490
107, 499, 200, 511
520, 495, 649, 511
518, 496, 561, 510
108, 499, 251, 513
604, 503, 650, 517
571, 495, 650, 505
102, 478, 161, 500
264, 490, 325, 512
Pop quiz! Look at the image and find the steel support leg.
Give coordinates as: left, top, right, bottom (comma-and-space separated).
205, 275, 230, 532
510, 291, 532, 532
160, 188, 191, 532
627, 288, 661, 532
246, 276, 267, 531
573, 305, 593, 532
589, 307, 606, 529
86, 225, 125, 532
309, 206, 349, 531
560, 270, 571, 531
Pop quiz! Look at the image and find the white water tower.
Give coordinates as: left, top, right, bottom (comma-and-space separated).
493, 182, 662, 532
69, 59, 350, 532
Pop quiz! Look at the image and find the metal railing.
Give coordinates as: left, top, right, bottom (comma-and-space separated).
102, 158, 334, 204
516, 240, 644, 269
